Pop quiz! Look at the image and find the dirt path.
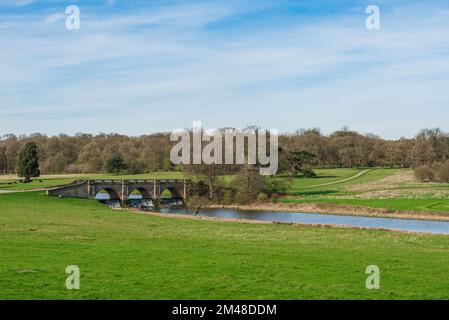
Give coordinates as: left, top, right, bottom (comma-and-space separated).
296, 169, 371, 189
0, 188, 50, 194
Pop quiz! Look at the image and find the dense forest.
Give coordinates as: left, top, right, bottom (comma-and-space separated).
0, 128, 448, 175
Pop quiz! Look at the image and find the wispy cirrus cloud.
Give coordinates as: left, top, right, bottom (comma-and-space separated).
0, 1, 448, 138
43, 12, 65, 24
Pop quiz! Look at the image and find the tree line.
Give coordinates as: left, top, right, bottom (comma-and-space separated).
0, 133, 173, 174
1, 128, 449, 175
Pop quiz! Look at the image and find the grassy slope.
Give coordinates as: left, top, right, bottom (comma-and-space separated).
286, 168, 399, 193
1, 192, 449, 299
281, 168, 449, 214
286, 168, 362, 191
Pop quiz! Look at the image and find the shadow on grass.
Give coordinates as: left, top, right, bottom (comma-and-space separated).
276, 174, 338, 179
288, 190, 339, 196
301, 175, 339, 179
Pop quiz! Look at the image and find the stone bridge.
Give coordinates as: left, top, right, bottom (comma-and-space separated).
47, 179, 189, 202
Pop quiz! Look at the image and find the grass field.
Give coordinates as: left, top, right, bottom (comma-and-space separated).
285, 168, 398, 193
1, 191, 449, 299
0, 172, 186, 191
280, 168, 449, 214
2, 167, 449, 214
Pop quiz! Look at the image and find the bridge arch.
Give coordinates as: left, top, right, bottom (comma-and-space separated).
95, 188, 120, 200
48, 179, 190, 202
128, 187, 151, 199
160, 186, 182, 198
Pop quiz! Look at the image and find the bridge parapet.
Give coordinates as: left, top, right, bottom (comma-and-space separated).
48, 179, 189, 202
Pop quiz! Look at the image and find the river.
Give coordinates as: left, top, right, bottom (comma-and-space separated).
158, 207, 449, 235
95, 194, 449, 235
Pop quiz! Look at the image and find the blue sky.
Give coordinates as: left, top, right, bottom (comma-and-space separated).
1, 0, 449, 138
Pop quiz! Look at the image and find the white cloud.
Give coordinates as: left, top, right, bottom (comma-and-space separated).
0, 2, 448, 137
43, 13, 65, 24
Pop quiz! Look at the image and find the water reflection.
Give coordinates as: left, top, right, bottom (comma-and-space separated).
158, 207, 449, 235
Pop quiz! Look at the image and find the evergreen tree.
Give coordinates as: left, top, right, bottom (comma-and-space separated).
18, 142, 40, 182
105, 155, 128, 175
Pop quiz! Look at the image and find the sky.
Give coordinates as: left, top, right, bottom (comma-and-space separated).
1, 0, 449, 139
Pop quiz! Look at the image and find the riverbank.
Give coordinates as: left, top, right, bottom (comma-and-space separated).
209, 201, 449, 222
132, 208, 449, 236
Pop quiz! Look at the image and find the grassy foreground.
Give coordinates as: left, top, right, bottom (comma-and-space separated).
1, 192, 449, 299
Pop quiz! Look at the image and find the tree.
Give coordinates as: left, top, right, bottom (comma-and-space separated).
0, 146, 7, 173
78, 142, 103, 172
6, 127, 449, 175
162, 158, 174, 171
18, 142, 40, 182
105, 155, 128, 175
184, 164, 223, 199
233, 164, 267, 204
5, 139, 21, 173
284, 150, 317, 177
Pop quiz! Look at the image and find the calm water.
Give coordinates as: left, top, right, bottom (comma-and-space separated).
159, 207, 449, 235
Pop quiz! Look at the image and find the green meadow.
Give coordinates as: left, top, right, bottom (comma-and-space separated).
1, 168, 449, 299
280, 168, 449, 214
2, 167, 449, 214
1, 191, 449, 299
284, 168, 397, 192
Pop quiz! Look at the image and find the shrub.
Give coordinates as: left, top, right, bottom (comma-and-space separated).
414, 165, 436, 182
185, 195, 212, 209
232, 165, 266, 204
257, 192, 268, 202
437, 161, 449, 182
234, 190, 255, 204
162, 159, 174, 171
302, 168, 317, 177
221, 189, 234, 205
264, 176, 292, 195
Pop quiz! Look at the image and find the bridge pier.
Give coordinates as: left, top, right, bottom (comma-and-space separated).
153, 180, 157, 199
48, 179, 190, 203
121, 180, 129, 202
